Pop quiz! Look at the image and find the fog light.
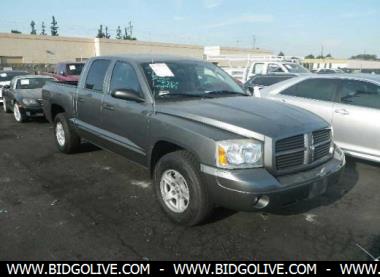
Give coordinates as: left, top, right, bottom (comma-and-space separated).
253, 195, 270, 209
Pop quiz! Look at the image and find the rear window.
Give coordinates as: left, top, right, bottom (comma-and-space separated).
66, 63, 84, 75
85, 60, 111, 92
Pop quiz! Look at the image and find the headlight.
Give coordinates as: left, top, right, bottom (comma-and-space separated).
22, 98, 38, 105
216, 139, 263, 169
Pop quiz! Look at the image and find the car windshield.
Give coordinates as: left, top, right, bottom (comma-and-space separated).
16, 78, 54, 89
141, 61, 246, 99
0, 71, 27, 82
283, 63, 309, 73
66, 63, 84, 75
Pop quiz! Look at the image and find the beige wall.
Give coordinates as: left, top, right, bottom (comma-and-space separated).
0, 33, 271, 64
0, 33, 95, 64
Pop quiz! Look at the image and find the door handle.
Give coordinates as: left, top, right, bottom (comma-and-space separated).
102, 103, 114, 111
335, 108, 349, 115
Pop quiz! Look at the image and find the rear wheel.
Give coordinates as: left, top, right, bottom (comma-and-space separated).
13, 103, 26, 123
54, 113, 81, 154
153, 150, 213, 226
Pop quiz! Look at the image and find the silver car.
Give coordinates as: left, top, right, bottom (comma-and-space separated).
258, 74, 380, 163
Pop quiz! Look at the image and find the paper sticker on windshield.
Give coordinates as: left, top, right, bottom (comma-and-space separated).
0, 73, 7, 77
149, 63, 174, 77
69, 65, 76, 70
20, 79, 30, 85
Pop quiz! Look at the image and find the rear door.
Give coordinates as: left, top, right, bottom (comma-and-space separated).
76, 59, 111, 135
332, 79, 380, 160
277, 78, 338, 124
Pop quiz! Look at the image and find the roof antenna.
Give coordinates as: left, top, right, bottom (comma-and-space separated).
356, 243, 379, 261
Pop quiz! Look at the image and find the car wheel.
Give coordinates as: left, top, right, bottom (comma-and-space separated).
54, 113, 81, 154
13, 103, 26, 122
153, 150, 213, 226
3, 99, 11, 113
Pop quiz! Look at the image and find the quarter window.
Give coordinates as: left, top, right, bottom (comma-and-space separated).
252, 63, 264, 74
110, 62, 142, 97
339, 80, 380, 110
85, 59, 111, 92
281, 79, 337, 101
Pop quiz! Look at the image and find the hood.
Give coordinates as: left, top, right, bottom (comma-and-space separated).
16, 88, 43, 99
156, 96, 328, 139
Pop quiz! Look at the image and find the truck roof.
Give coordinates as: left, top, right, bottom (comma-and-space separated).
93, 54, 204, 63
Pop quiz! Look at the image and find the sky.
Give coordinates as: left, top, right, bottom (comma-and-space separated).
0, 0, 379, 58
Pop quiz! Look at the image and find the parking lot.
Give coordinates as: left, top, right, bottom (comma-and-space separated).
0, 112, 379, 261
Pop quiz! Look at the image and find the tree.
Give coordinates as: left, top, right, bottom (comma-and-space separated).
278, 51, 285, 56
316, 55, 324, 59
350, 54, 378, 61
105, 26, 111, 39
30, 20, 37, 35
116, 26, 122, 39
96, 25, 105, 38
11, 30, 22, 34
305, 54, 315, 59
326, 53, 332, 58
50, 16, 59, 36
123, 27, 130, 40
41, 22, 47, 35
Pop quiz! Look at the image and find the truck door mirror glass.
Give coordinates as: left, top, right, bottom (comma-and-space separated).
111, 89, 144, 103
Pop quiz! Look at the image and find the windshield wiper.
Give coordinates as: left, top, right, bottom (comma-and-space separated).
157, 93, 212, 98
205, 90, 248, 96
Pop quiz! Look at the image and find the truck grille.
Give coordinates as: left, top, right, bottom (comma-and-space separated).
275, 128, 332, 172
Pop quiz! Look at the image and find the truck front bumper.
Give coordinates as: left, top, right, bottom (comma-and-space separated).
201, 146, 346, 211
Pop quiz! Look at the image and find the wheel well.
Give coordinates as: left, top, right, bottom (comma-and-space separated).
51, 104, 65, 121
150, 141, 183, 176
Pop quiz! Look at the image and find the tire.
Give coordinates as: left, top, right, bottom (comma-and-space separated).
54, 113, 81, 154
153, 150, 213, 226
3, 99, 11, 113
13, 103, 26, 123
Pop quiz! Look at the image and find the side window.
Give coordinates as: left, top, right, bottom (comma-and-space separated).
268, 63, 284, 73
252, 63, 264, 74
85, 59, 111, 92
281, 79, 337, 101
339, 80, 380, 110
109, 62, 142, 96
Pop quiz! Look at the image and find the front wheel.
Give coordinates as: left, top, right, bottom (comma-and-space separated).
54, 113, 81, 154
153, 150, 213, 226
13, 103, 26, 122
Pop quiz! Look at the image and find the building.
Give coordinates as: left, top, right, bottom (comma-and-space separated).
0, 32, 271, 67
303, 58, 380, 73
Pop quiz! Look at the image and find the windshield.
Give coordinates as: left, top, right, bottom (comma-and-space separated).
283, 63, 309, 73
0, 71, 28, 82
16, 78, 54, 89
141, 61, 246, 99
66, 63, 84, 75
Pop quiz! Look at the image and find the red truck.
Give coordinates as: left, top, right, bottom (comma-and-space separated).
45, 62, 85, 84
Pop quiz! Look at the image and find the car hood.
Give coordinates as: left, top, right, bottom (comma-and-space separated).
156, 96, 328, 139
16, 88, 43, 99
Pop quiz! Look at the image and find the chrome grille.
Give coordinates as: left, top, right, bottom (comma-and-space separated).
275, 128, 332, 172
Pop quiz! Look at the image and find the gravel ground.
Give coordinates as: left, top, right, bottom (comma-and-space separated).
0, 111, 379, 261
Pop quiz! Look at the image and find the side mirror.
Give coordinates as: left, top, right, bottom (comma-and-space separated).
111, 89, 144, 103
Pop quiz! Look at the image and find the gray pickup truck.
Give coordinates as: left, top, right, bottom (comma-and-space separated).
42, 55, 346, 225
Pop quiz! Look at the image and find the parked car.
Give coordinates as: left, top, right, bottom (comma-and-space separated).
45, 62, 85, 83
244, 73, 299, 96
2, 75, 55, 122
0, 70, 29, 103
42, 55, 345, 225
258, 74, 380, 163
243, 61, 309, 82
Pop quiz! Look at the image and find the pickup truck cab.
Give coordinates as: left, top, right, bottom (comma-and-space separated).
243, 61, 309, 82
42, 55, 345, 225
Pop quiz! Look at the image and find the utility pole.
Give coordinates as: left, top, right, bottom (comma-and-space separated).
128, 21, 133, 38
321, 44, 324, 58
